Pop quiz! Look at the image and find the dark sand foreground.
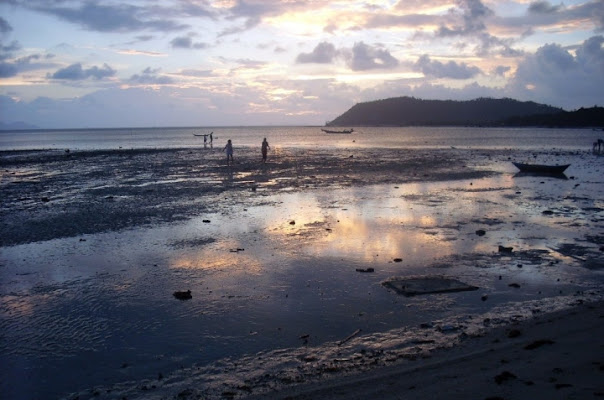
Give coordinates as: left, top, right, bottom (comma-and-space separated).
249, 301, 604, 400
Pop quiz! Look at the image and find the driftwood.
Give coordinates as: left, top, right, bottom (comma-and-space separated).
338, 328, 361, 346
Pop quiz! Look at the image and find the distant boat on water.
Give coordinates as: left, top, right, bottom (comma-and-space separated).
322, 128, 354, 134
512, 162, 570, 174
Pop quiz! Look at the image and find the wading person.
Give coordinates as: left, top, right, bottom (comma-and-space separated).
261, 138, 270, 163
224, 139, 234, 165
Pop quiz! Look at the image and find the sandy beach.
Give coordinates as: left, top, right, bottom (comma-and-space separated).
1, 144, 603, 399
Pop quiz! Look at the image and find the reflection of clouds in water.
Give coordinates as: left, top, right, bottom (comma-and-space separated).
168, 240, 264, 275
249, 186, 464, 263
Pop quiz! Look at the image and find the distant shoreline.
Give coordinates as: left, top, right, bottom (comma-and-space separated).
1, 124, 603, 133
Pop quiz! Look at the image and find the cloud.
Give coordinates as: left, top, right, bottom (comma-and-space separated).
500, 0, 604, 37
494, 65, 511, 76
0, 40, 21, 77
129, 67, 174, 85
528, 1, 562, 14
437, 0, 493, 37
0, 63, 18, 78
170, 36, 208, 49
414, 55, 482, 79
49, 63, 116, 80
296, 42, 339, 64
346, 42, 399, 71
29, 1, 190, 33
178, 68, 216, 78
433, 0, 521, 56
507, 35, 604, 108
1, 40, 21, 56
0, 16, 13, 34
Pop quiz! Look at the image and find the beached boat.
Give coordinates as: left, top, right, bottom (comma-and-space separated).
321, 128, 354, 134
512, 162, 570, 174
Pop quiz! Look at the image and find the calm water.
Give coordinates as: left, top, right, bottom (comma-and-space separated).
0, 126, 601, 151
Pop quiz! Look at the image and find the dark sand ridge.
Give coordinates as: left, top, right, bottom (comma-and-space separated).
246, 300, 604, 400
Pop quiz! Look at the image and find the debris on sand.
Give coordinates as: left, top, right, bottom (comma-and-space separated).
524, 339, 555, 350
498, 245, 514, 253
173, 290, 192, 300
494, 370, 517, 384
355, 268, 375, 273
382, 276, 478, 296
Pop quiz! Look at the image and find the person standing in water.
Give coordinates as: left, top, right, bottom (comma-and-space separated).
224, 139, 234, 165
261, 138, 270, 164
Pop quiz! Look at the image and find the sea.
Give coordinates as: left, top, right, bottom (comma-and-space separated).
1, 126, 604, 399
1, 125, 602, 151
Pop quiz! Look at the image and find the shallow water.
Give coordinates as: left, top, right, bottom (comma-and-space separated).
1, 126, 602, 151
1, 152, 603, 398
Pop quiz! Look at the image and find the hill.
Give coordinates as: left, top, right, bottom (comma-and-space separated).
504, 106, 604, 128
326, 97, 563, 127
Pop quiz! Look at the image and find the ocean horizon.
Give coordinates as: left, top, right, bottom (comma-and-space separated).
1, 125, 602, 152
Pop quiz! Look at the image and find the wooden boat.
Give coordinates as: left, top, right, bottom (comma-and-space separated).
321, 128, 354, 134
512, 162, 570, 174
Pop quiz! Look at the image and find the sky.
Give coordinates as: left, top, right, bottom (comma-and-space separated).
0, 0, 603, 128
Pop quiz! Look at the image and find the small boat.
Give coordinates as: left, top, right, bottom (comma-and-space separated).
512, 162, 570, 174
321, 128, 354, 134
194, 131, 214, 137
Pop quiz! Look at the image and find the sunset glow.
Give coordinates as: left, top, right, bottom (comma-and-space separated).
0, 0, 602, 128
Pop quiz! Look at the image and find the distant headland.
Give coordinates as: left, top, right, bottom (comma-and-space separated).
326, 97, 604, 128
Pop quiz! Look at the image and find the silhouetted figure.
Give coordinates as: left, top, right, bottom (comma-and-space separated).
224, 139, 234, 165
261, 138, 270, 163
594, 138, 603, 153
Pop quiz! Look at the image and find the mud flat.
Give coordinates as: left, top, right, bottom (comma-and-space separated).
1, 146, 603, 399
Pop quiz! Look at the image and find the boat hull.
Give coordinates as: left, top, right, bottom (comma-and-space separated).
321, 128, 353, 134
512, 162, 570, 174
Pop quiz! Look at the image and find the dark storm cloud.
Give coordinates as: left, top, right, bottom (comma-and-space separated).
414, 55, 481, 79
296, 42, 339, 64
50, 63, 116, 80
129, 67, 174, 84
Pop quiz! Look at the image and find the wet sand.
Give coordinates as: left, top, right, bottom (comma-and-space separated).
1, 146, 603, 399
0, 147, 494, 246
249, 300, 604, 400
